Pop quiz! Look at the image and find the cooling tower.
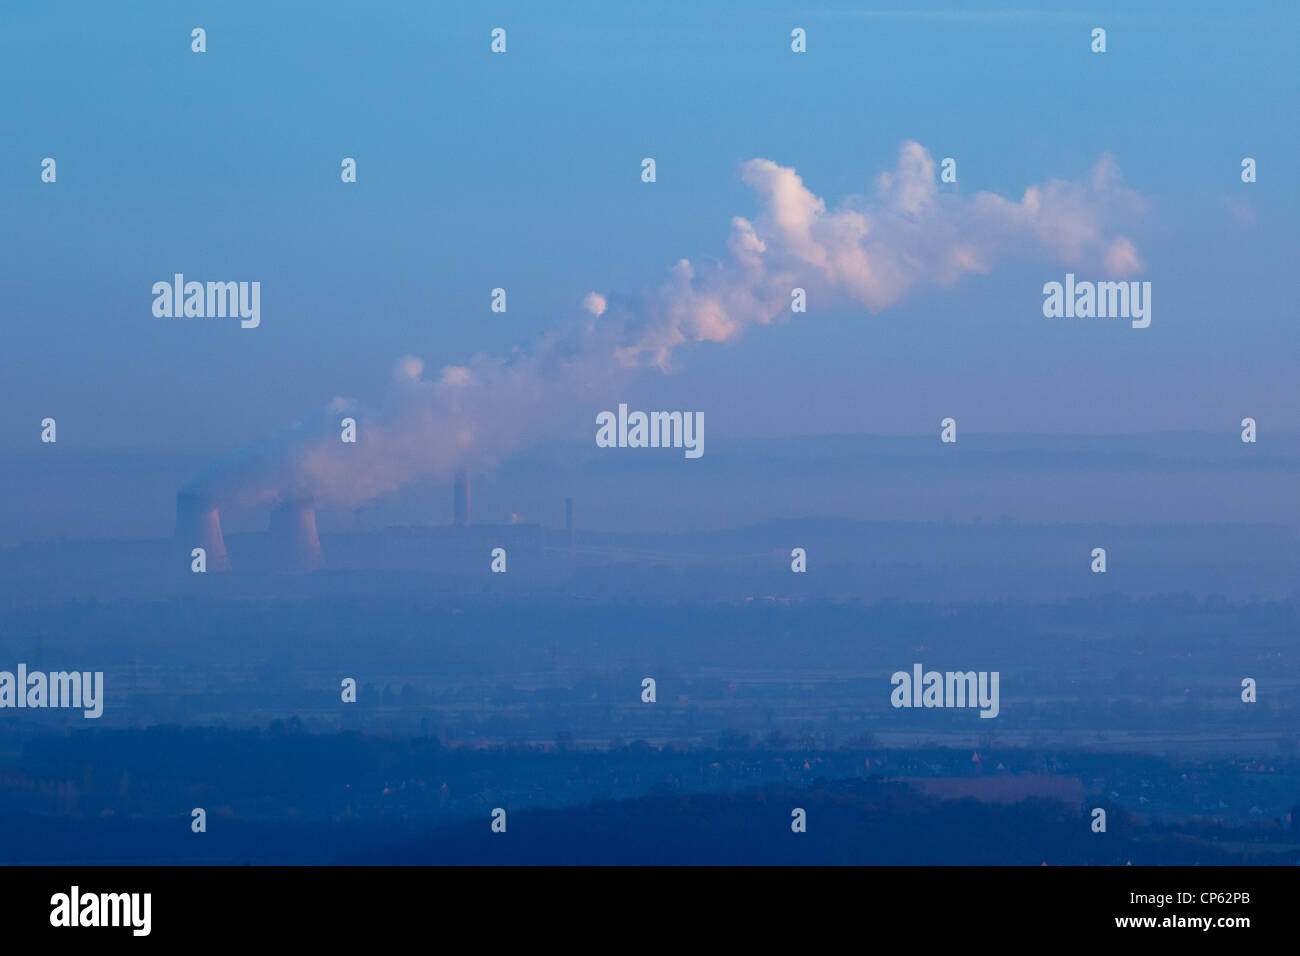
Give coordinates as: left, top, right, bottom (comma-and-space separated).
175, 491, 231, 571
453, 469, 471, 525
268, 496, 324, 572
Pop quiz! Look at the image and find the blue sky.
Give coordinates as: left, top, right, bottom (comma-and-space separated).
1, 0, 1296, 457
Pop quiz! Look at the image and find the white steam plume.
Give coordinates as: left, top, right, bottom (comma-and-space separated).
184, 141, 1145, 510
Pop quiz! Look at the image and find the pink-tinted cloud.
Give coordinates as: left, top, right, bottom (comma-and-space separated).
187, 142, 1147, 509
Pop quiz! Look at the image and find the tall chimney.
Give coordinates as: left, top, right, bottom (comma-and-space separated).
564, 496, 574, 552
175, 491, 231, 571
453, 469, 471, 526
268, 496, 324, 572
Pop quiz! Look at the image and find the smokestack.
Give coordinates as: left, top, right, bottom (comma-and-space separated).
564, 496, 574, 552
268, 496, 324, 572
453, 469, 471, 525
175, 491, 231, 571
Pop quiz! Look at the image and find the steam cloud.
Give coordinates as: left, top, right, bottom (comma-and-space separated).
183, 141, 1145, 511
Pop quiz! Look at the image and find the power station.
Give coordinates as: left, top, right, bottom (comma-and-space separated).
174, 478, 573, 573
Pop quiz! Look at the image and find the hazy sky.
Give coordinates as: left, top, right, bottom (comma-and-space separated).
2, 0, 1295, 459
